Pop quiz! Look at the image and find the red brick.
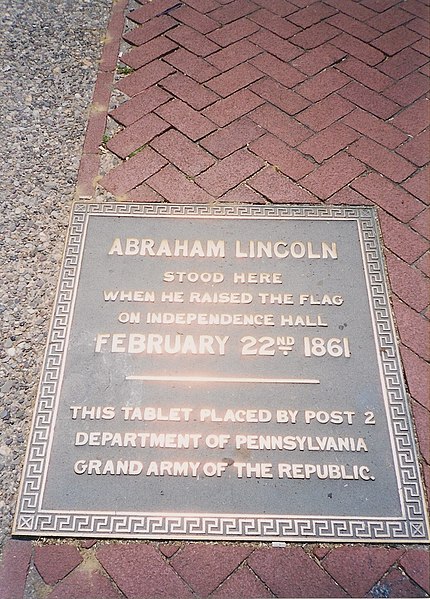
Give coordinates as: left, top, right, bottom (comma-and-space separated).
110, 86, 171, 126
185, 0, 219, 11
289, 0, 322, 6
171, 545, 251, 596
288, 2, 336, 27
327, 12, 379, 42
249, 132, 315, 179
200, 116, 264, 158
212, 565, 272, 598
327, 185, 373, 205
349, 137, 415, 183
250, 8, 300, 37
151, 129, 215, 176
323, 0, 376, 21
290, 22, 339, 49
391, 98, 430, 136
173, 4, 218, 33
336, 56, 393, 91
402, 166, 430, 204
251, 53, 305, 87
373, 25, 421, 56
416, 251, 430, 278
296, 93, 354, 131
48, 570, 122, 599
116, 60, 174, 97
97, 544, 193, 598
361, 0, 401, 12
220, 183, 268, 202
297, 122, 359, 162
412, 37, 430, 57
367, 7, 415, 32
128, 0, 182, 24
107, 113, 169, 159
295, 68, 350, 102
202, 88, 264, 126
322, 547, 403, 597
397, 129, 430, 168
99, 0, 128, 72
339, 81, 400, 118
384, 71, 430, 106
248, 103, 311, 145
164, 48, 220, 83
196, 148, 264, 195
249, 548, 347, 597
407, 16, 430, 38
149, 164, 216, 202
207, 17, 259, 47
166, 24, 220, 57
250, 77, 310, 114
158, 544, 181, 558
0, 539, 32, 599
400, 344, 430, 410
250, 29, 303, 61
342, 107, 407, 149
79, 540, 97, 549
331, 32, 385, 65
121, 36, 177, 70
351, 172, 425, 221
76, 154, 99, 198
206, 63, 263, 97
210, 0, 259, 24
400, 550, 430, 593
248, 166, 319, 202
160, 72, 219, 110
377, 47, 428, 79
371, 567, 428, 598
292, 43, 345, 76
378, 209, 428, 263
386, 250, 429, 312
125, 182, 165, 202
206, 39, 261, 70
155, 98, 217, 140
100, 147, 167, 196
34, 545, 82, 586
402, 0, 430, 20
410, 207, 430, 240
300, 152, 365, 199
252, 0, 298, 16
124, 15, 176, 46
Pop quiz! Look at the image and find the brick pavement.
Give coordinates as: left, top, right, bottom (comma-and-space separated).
2, 0, 430, 597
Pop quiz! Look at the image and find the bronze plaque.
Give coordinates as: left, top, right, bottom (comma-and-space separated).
14, 203, 429, 542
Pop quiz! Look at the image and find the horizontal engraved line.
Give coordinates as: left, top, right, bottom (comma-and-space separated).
126, 375, 320, 384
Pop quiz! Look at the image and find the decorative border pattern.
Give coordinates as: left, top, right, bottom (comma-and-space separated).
14, 203, 429, 542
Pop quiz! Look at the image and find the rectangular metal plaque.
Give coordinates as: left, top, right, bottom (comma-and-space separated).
14, 203, 429, 542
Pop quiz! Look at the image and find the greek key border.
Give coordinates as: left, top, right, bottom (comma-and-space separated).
14, 203, 429, 542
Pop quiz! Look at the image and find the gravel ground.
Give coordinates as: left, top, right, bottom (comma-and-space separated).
0, 0, 111, 552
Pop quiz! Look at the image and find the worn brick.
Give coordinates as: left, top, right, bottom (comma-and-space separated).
171, 544, 252, 596
48, 570, 123, 599
34, 546, 83, 586
123, 14, 176, 46
166, 24, 220, 57
384, 71, 430, 107
116, 60, 174, 97
248, 166, 318, 202
412, 37, 430, 57
164, 48, 220, 83
327, 185, 372, 205
252, 0, 298, 17
324, 0, 376, 21
128, 0, 182, 24
151, 129, 215, 176
196, 148, 264, 195
295, 68, 350, 102
400, 550, 430, 593
110, 86, 171, 126
339, 81, 400, 118
331, 32, 385, 65
249, 103, 311, 145
212, 565, 272, 598
416, 251, 430, 278
397, 129, 430, 167
349, 137, 415, 183
292, 43, 345, 76
249, 548, 347, 597
372, 25, 421, 56
300, 152, 365, 199
351, 173, 425, 222
336, 56, 393, 91
370, 567, 428, 598
100, 146, 167, 196
361, 0, 400, 12
125, 182, 165, 202
392, 98, 430, 136
250, 29, 303, 61
173, 5, 218, 33
201, 116, 264, 158
210, 0, 259, 24
206, 63, 263, 97
296, 93, 354, 131
401, 344, 430, 410
250, 132, 315, 179
402, 0, 430, 20
342, 108, 407, 149
378, 209, 428, 263
158, 544, 181, 559
410, 207, 430, 240
251, 77, 310, 114
0, 540, 32, 599
148, 164, 215, 202
207, 17, 259, 47
220, 183, 268, 203
288, 2, 336, 27
377, 47, 428, 79
327, 13, 379, 42
297, 122, 359, 162
76, 154, 100, 198
202, 88, 264, 126
250, 8, 301, 38
407, 16, 430, 38
290, 22, 339, 49
155, 98, 216, 140
386, 250, 429, 312
402, 166, 430, 204
367, 6, 414, 32
322, 547, 403, 597
207, 39, 261, 71
121, 36, 177, 70
185, 0, 219, 12
251, 53, 305, 87
107, 113, 169, 159
160, 72, 219, 110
